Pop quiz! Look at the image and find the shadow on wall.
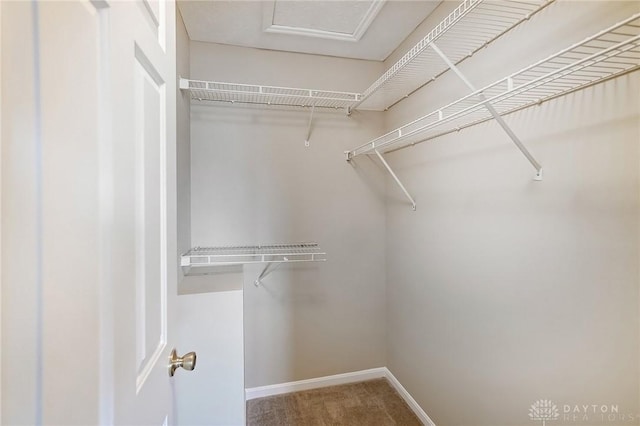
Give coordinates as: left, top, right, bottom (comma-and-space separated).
179, 265, 244, 295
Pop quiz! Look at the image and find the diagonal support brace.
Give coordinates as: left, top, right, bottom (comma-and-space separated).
305, 104, 315, 147
429, 42, 543, 181
254, 258, 288, 286
375, 149, 417, 210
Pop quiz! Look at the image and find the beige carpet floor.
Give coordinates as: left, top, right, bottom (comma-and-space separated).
246, 378, 423, 426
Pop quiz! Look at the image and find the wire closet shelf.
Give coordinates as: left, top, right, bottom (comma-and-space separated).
348, 13, 640, 158
180, 243, 327, 268
179, 78, 360, 110
353, 0, 554, 112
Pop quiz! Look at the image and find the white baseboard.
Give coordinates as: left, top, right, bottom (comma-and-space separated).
244, 367, 435, 426
383, 368, 435, 426
245, 367, 387, 400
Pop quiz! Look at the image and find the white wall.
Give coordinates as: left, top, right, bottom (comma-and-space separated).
175, 11, 246, 426
177, 9, 191, 281
1, 3, 39, 423
188, 41, 388, 388
381, 1, 640, 425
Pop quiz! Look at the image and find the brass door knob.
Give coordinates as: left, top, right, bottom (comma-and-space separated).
168, 348, 197, 377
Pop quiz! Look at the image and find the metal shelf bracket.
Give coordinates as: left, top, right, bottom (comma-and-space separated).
254, 258, 287, 286
374, 149, 417, 211
305, 104, 315, 147
429, 42, 544, 181
346, 148, 416, 210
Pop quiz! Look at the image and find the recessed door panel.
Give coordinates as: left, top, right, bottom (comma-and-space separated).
133, 47, 167, 392
140, 0, 166, 50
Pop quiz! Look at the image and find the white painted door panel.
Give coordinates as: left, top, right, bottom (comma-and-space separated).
107, 0, 178, 424
2, 1, 104, 423
1, 0, 179, 424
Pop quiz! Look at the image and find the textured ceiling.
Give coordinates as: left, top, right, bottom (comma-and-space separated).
178, 1, 441, 61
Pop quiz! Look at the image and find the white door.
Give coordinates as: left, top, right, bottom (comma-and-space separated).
109, 0, 180, 423
1, 1, 182, 424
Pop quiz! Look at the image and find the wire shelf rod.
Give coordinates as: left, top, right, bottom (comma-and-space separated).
353, 0, 483, 107
384, 64, 639, 155
347, 14, 640, 158
186, 259, 326, 267
181, 243, 327, 268
352, 0, 553, 111
180, 78, 360, 111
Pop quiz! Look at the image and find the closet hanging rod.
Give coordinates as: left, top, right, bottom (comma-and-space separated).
347, 13, 640, 159
352, 0, 554, 112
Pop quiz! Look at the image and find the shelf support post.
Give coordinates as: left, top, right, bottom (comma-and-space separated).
429, 42, 543, 181
374, 149, 416, 211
